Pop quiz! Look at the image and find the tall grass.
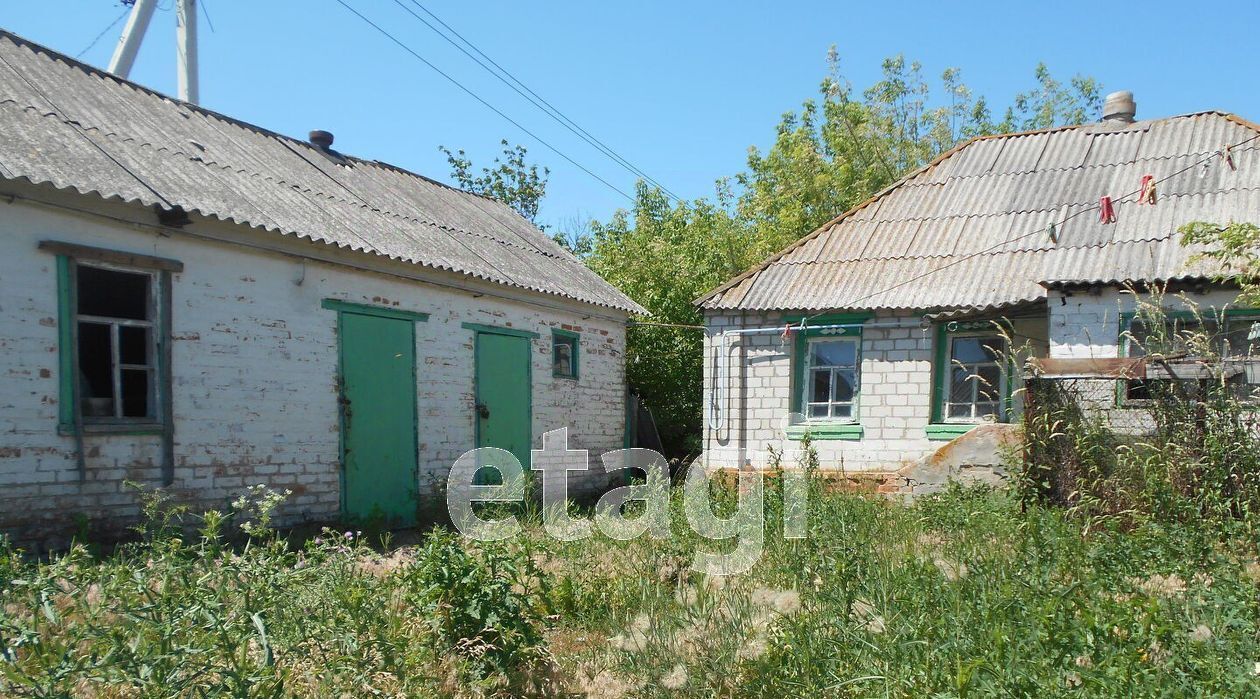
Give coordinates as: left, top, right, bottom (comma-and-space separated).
1021, 294, 1260, 534
3, 468, 1258, 696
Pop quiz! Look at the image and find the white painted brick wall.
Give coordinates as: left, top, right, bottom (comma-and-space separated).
1047, 287, 1243, 358
701, 310, 1047, 472
0, 194, 628, 544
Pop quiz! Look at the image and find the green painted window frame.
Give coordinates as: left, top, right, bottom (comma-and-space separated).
551, 329, 580, 379
54, 251, 177, 436
928, 320, 1015, 439
785, 312, 870, 440
1117, 307, 1260, 406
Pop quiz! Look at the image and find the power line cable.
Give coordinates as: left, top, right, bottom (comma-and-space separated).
799, 131, 1260, 325
200, 0, 216, 33
333, 0, 635, 203
76, 6, 132, 60
397, 0, 682, 202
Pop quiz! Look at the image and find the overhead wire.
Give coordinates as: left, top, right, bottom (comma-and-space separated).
397, 0, 682, 202
76, 6, 132, 60
333, 0, 635, 203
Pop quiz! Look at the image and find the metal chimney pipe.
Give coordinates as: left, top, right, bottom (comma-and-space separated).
309, 130, 335, 150
1102, 90, 1136, 123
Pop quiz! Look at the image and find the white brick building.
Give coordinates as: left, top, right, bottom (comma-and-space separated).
696, 92, 1260, 477
0, 32, 643, 545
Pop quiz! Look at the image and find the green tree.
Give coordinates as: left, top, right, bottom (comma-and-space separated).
585, 184, 746, 454
593, 54, 1099, 457
1180, 221, 1260, 306
442, 55, 1100, 459
441, 140, 549, 224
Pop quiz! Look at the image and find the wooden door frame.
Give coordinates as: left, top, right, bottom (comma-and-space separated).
463, 322, 537, 469
324, 299, 428, 520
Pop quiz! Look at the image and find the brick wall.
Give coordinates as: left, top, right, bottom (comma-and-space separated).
1047, 287, 1242, 359
0, 191, 628, 546
701, 309, 1046, 472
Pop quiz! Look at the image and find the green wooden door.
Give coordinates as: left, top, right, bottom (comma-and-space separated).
475, 331, 532, 475
340, 311, 417, 525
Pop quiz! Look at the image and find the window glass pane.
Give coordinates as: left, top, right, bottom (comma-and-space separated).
951, 336, 1004, 364
947, 402, 971, 419
553, 341, 573, 376
949, 366, 972, 403
77, 321, 114, 415
810, 340, 854, 368
811, 369, 832, 403
834, 369, 856, 402
77, 265, 150, 320
832, 404, 852, 419
973, 402, 1000, 420
1129, 317, 1211, 356
976, 365, 1002, 401
808, 404, 829, 418
121, 369, 150, 418
1222, 318, 1260, 357
119, 326, 150, 366
1126, 379, 1151, 400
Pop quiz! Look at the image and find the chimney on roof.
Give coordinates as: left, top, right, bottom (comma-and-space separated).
1102, 91, 1136, 124
308, 130, 334, 150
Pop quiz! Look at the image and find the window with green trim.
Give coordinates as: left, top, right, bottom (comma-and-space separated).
1121, 309, 1260, 400
930, 321, 1013, 431
943, 334, 1008, 422
552, 329, 579, 379
787, 313, 869, 429
804, 337, 858, 419
54, 253, 175, 433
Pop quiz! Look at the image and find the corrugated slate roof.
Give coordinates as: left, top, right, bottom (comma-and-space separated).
0, 31, 644, 315
699, 109, 1260, 313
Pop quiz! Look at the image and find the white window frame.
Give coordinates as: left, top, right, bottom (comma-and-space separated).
74, 260, 161, 425
803, 336, 860, 422
943, 332, 1007, 423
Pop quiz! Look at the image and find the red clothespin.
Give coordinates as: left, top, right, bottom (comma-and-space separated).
1138, 175, 1157, 205
1099, 196, 1117, 224
1221, 144, 1236, 171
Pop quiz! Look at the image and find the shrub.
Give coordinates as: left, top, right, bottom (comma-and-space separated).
406, 528, 551, 684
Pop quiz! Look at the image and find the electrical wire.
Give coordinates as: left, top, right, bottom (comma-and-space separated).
76, 6, 132, 60
333, 0, 635, 203
200, 0, 216, 33
796, 131, 1260, 328
397, 0, 683, 202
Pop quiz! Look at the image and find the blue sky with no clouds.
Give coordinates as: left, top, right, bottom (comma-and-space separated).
5, 1, 1259, 230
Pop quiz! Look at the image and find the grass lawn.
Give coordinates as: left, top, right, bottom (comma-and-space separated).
2, 482, 1259, 697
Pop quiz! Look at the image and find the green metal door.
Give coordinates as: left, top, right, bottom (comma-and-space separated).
475, 331, 532, 474
339, 311, 417, 525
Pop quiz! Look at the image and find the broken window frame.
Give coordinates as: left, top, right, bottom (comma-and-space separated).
45, 241, 179, 436
75, 264, 159, 422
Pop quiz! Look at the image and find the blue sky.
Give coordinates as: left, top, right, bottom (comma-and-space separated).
5, 1, 1259, 230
